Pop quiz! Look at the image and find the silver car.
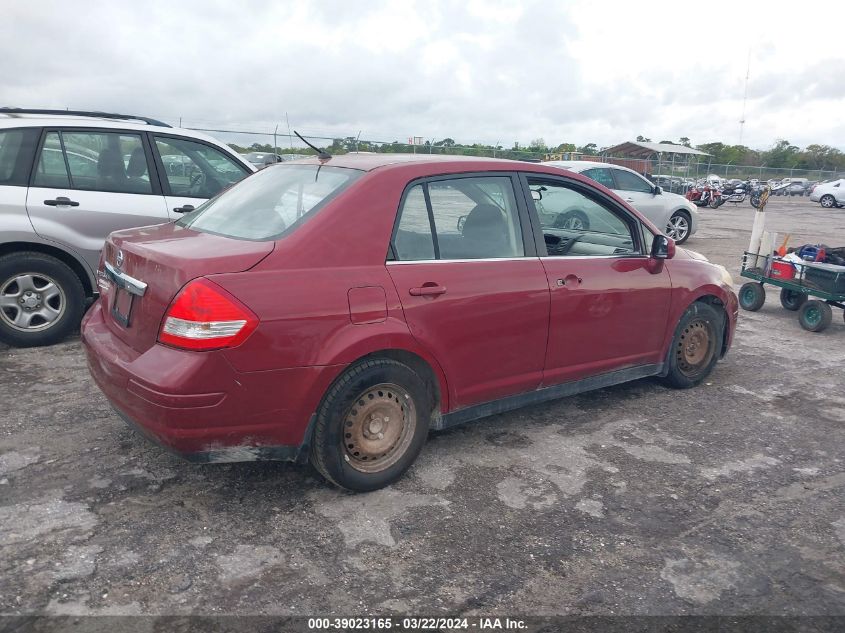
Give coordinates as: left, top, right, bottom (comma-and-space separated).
0, 108, 256, 347
543, 161, 699, 245
809, 179, 845, 208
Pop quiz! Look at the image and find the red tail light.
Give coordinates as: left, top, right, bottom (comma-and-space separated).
158, 278, 258, 351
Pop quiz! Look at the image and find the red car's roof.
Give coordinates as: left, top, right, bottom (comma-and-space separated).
274, 153, 660, 232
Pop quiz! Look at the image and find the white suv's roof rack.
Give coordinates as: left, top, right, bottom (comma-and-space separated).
0, 108, 171, 128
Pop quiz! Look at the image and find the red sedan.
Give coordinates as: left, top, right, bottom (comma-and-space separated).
82, 154, 738, 491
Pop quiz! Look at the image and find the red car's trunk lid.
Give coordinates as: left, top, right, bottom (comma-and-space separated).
100, 223, 273, 353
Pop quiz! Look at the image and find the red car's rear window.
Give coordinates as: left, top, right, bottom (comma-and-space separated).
177, 164, 361, 241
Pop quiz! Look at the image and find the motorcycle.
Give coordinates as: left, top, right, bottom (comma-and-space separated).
714, 180, 754, 207
685, 183, 720, 208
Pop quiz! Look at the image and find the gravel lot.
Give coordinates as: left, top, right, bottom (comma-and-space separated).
1, 196, 844, 618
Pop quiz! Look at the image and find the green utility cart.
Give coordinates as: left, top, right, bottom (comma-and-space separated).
739, 252, 845, 333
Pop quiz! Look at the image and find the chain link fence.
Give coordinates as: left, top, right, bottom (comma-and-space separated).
182, 125, 842, 190
606, 155, 838, 192
183, 126, 557, 161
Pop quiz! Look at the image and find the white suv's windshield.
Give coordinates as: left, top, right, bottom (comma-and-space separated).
177, 164, 361, 240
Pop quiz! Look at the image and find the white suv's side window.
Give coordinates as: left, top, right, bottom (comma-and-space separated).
0, 129, 38, 186
33, 131, 153, 194
33, 132, 71, 188
64, 132, 152, 194
154, 136, 249, 199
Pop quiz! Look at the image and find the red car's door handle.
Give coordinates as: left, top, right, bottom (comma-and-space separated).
409, 284, 447, 297
556, 275, 583, 287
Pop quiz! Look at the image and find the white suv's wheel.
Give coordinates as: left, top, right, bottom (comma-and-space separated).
0, 252, 85, 347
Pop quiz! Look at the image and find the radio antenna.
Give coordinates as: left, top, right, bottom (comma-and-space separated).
294, 130, 331, 160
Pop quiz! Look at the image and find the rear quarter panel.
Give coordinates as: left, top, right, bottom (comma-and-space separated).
0, 186, 32, 232
212, 267, 452, 412
210, 167, 469, 411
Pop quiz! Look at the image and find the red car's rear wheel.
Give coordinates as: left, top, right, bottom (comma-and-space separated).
310, 359, 431, 491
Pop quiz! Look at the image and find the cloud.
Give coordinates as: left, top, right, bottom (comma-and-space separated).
1, 0, 844, 150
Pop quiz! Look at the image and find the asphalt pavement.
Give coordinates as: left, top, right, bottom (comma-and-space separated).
1, 196, 843, 620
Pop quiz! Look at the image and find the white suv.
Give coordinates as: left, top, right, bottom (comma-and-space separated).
0, 108, 256, 346
542, 161, 699, 245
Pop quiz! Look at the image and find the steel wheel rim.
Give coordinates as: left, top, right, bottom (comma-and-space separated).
676, 319, 715, 376
741, 286, 756, 305
804, 306, 821, 326
821, 196, 834, 208
667, 215, 689, 241
0, 272, 66, 332
342, 383, 416, 474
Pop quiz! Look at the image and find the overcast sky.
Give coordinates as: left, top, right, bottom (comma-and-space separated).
3, 0, 844, 152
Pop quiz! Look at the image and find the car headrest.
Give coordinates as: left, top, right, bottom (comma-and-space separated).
126, 147, 147, 178
97, 148, 126, 180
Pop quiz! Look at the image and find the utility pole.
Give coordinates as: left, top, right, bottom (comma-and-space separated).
739, 48, 751, 146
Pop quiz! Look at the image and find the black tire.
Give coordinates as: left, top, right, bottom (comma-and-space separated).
310, 358, 432, 492
738, 282, 765, 311
554, 209, 590, 231
666, 210, 692, 244
779, 288, 807, 311
820, 194, 836, 209
0, 252, 85, 347
750, 195, 761, 208
661, 302, 724, 389
798, 300, 832, 332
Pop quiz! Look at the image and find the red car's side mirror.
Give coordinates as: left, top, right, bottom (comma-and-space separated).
647, 234, 675, 273
651, 234, 675, 260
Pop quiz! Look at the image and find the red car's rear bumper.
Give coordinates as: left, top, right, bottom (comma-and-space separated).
81, 302, 343, 462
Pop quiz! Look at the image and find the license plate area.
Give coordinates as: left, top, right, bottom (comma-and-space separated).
111, 287, 135, 327
103, 261, 147, 328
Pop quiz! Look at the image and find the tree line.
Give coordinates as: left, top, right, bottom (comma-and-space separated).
229, 135, 845, 172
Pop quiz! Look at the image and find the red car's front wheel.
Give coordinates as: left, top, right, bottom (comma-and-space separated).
662, 302, 724, 389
